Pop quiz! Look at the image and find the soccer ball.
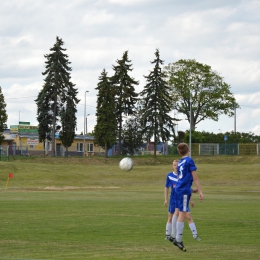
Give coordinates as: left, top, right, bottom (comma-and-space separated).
119, 157, 134, 171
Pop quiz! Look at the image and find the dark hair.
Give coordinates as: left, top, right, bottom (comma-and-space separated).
177, 143, 189, 156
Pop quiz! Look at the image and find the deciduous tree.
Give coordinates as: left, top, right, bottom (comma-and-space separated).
164, 59, 237, 130
122, 116, 143, 156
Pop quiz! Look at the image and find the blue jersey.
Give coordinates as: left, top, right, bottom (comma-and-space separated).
175, 156, 197, 195
165, 172, 178, 203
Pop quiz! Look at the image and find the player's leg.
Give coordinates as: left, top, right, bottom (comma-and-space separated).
165, 212, 173, 240
185, 212, 201, 241
176, 211, 186, 242
173, 193, 190, 251
171, 208, 179, 239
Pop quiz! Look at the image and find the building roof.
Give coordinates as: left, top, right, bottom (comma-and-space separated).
3, 133, 15, 141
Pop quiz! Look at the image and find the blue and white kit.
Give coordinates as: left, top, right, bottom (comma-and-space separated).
175, 156, 197, 212
165, 171, 178, 214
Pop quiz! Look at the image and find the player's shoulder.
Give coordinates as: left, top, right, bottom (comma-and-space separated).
185, 156, 196, 164
167, 172, 178, 180
179, 157, 189, 165
166, 171, 174, 177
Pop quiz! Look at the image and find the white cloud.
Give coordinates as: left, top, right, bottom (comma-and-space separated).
82, 9, 114, 25
236, 92, 260, 105
108, 0, 154, 6
0, 0, 260, 135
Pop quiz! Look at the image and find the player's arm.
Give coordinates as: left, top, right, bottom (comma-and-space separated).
191, 171, 204, 202
164, 187, 169, 206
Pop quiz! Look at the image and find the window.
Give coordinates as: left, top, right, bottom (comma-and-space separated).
77, 143, 83, 152
88, 143, 94, 152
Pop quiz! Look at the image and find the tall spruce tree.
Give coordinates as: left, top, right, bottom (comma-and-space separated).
35, 37, 79, 156
0, 86, 8, 144
94, 69, 117, 158
110, 51, 139, 156
140, 49, 177, 158
59, 94, 79, 156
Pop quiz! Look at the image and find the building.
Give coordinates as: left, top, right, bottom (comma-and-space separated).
1, 122, 105, 157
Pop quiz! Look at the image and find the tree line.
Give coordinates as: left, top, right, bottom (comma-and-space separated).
94, 49, 237, 157
0, 36, 244, 157
180, 130, 260, 144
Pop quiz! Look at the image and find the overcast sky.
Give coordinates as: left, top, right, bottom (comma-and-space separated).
1, 0, 260, 137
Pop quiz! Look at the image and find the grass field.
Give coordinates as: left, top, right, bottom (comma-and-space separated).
0, 156, 260, 259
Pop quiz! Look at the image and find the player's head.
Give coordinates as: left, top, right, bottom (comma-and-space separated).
177, 143, 189, 156
172, 159, 179, 172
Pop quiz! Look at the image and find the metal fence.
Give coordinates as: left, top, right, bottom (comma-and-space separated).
197, 143, 239, 155
0, 146, 9, 161
0, 145, 105, 159
168, 143, 259, 156
1, 143, 260, 160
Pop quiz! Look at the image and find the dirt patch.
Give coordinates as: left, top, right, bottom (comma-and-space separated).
44, 186, 121, 190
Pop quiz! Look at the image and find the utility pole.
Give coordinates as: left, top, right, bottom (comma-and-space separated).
234, 103, 236, 134
83, 90, 89, 156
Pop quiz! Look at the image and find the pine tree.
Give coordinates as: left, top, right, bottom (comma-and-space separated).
35, 37, 79, 156
94, 69, 117, 158
0, 86, 8, 144
110, 51, 139, 155
140, 49, 177, 158
59, 94, 79, 156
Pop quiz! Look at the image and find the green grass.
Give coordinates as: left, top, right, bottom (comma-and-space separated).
0, 157, 260, 259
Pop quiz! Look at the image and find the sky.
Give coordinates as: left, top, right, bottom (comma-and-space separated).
1, 0, 260, 137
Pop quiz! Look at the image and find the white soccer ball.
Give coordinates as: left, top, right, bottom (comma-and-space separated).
119, 157, 134, 171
